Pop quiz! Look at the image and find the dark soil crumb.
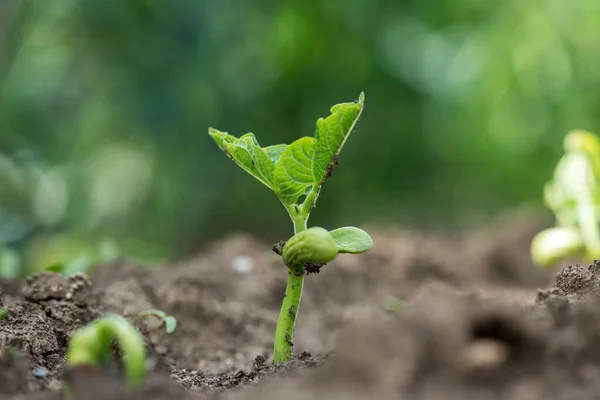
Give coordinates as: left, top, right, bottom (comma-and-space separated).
554, 262, 600, 297
0, 272, 103, 393
0, 348, 31, 398
173, 352, 323, 392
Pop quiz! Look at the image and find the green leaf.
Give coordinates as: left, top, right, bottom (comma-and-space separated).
263, 144, 288, 165
139, 309, 167, 319
139, 309, 177, 334
44, 263, 65, 273
313, 92, 365, 182
209, 128, 276, 190
381, 295, 406, 312
209, 92, 366, 209
329, 226, 373, 254
0, 307, 7, 320
274, 137, 316, 204
164, 316, 177, 334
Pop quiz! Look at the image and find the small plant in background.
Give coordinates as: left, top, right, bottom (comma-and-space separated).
138, 309, 177, 334
209, 93, 373, 364
531, 130, 600, 267
381, 295, 406, 313
0, 307, 7, 320
66, 315, 146, 388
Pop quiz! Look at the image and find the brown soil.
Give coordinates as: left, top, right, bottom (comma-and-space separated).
2, 212, 600, 399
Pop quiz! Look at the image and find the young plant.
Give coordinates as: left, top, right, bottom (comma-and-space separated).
531, 129, 600, 267
138, 309, 177, 334
209, 92, 373, 364
66, 315, 146, 387
381, 295, 406, 313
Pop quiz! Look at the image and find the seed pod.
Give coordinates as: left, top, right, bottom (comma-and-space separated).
282, 227, 338, 267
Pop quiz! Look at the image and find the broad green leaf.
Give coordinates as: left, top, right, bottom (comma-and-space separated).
164, 316, 177, 334
313, 92, 365, 182
329, 226, 373, 254
209, 128, 276, 190
274, 137, 316, 204
208, 128, 236, 148
263, 144, 288, 165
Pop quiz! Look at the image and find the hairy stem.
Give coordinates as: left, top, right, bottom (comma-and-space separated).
273, 215, 307, 364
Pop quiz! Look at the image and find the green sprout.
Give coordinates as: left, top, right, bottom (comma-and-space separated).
381, 295, 406, 313
66, 315, 146, 387
209, 92, 373, 364
138, 309, 177, 334
531, 129, 600, 267
0, 307, 7, 320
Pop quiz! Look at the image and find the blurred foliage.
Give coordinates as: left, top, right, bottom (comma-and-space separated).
1, 0, 600, 276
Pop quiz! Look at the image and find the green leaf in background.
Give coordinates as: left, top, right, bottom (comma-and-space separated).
138, 309, 177, 334
530, 226, 586, 267
312, 92, 364, 183
44, 263, 65, 273
208, 129, 277, 190
139, 309, 166, 319
274, 137, 316, 205
329, 226, 373, 254
164, 316, 177, 334
563, 130, 600, 171
0, 247, 21, 279
0, 308, 7, 320
381, 295, 406, 312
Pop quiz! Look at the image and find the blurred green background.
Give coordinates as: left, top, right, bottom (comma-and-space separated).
1, 0, 599, 277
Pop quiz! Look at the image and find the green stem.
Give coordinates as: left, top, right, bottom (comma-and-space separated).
273, 215, 307, 364
301, 185, 321, 216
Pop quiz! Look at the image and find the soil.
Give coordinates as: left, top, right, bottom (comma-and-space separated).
3, 211, 600, 399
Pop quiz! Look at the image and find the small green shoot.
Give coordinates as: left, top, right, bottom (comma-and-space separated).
66, 315, 146, 388
138, 309, 177, 334
381, 295, 406, 313
0, 307, 7, 320
532, 130, 600, 267
209, 92, 373, 364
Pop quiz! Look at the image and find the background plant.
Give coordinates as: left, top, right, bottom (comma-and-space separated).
138, 309, 177, 334
531, 130, 600, 267
210, 93, 372, 364
66, 315, 146, 388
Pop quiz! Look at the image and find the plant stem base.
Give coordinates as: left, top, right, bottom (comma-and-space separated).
273, 267, 305, 364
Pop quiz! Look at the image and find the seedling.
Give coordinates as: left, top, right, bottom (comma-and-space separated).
138, 309, 177, 334
66, 315, 146, 387
0, 307, 7, 320
209, 92, 373, 364
381, 295, 406, 313
531, 130, 600, 267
